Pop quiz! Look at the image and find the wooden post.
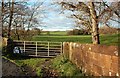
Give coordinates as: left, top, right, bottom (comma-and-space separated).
24, 41, 25, 54
36, 42, 37, 56
48, 42, 49, 56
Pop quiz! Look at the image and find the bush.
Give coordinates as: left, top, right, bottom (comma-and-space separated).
67, 29, 90, 35
10, 29, 42, 40
99, 26, 118, 34
5, 38, 15, 57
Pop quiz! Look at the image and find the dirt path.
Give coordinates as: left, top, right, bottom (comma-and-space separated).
2, 58, 38, 77
2, 58, 25, 76
2, 58, 60, 77
41, 59, 59, 78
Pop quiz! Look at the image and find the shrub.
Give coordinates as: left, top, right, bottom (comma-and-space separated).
5, 38, 15, 57
67, 29, 90, 35
99, 26, 118, 34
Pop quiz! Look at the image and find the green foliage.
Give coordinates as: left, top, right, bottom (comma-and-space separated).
10, 29, 42, 40
36, 67, 42, 76
52, 55, 85, 77
67, 29, 90, 35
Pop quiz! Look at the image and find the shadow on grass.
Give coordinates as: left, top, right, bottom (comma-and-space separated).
2, 53, 53, 61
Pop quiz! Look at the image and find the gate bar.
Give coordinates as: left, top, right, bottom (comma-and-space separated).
48, 42, 50, 56
36, 42, 37, 56
24, 41, 25, 54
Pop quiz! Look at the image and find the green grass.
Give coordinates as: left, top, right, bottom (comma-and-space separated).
33, 35, 92, 43
14, 58, 46, 67
40, 31, 67, 36
49, 31, 67, 36
100, 34, 119, 46
51, 55, 85, 77
32, 34, 119, 46
14, 58, 46, 76
18, 58, 46, 76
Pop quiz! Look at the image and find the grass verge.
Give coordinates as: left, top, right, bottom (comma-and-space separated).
14, 58, 47, 76
51, 55, 85, 77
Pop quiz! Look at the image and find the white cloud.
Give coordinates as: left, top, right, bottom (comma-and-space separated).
40, 8, 75, 31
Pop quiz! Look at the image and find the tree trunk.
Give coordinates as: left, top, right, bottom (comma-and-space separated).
8, 0, 14, 38
1, 0, 4, 37
89, 2, 100, 44
16, 28, 20, 40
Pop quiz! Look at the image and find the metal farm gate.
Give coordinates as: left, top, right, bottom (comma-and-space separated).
13, 41, 63, 57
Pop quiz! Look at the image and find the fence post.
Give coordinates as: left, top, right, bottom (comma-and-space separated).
61, 42, 63, 55
48, 42, 49, 56
36, 42, 37, 56
24, 41, 25, 54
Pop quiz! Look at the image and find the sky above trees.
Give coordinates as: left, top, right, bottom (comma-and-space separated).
2, 0, 119, 31
26, 0, 119, 31
28, 0, 76, 31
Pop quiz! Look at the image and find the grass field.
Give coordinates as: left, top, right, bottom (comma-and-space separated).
48, 31, 67, 36
32, 33, 119, 46
40, 31, 67, 36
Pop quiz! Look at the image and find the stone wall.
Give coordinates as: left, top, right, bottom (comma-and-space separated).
63, 42, 119, 76
2, 37, 8, 47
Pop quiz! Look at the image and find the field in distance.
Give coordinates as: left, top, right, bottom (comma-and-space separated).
32, 31, 119, 46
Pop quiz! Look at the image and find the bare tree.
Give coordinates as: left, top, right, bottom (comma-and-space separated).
59, 1, 120, 44
8, 0, 14, 39
1, 0, 45, 40
26, 1, 44, 31
89, 2, 100, 44
1, 0, 4, 35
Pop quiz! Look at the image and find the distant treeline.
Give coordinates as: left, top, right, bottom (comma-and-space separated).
67, 27, 119, 35
2, 26, 119, 40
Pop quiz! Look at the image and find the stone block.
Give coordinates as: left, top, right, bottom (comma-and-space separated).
102, 68, 110, 76
92, 64, 103, 75
111, 56, 118, 64
111, 63, 118, 73
102, 55, 112, 70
